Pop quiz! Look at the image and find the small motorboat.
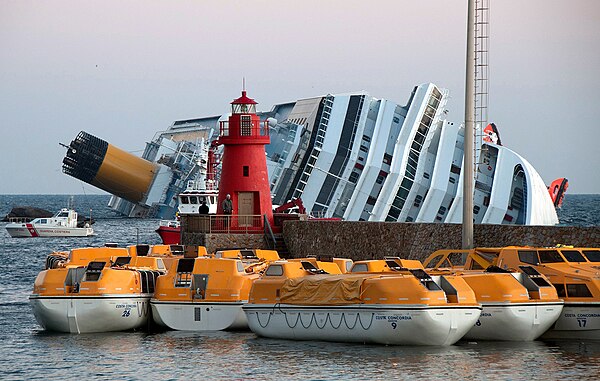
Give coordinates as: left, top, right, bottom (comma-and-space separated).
418, 252, 563, 341
5, 208, 93, 237
29, 244, 186, 333
454, 246, 600, 340
151, 249, 279, 331
243, 260, 482, 346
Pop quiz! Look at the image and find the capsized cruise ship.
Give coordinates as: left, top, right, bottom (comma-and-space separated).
61, 83, 560, 225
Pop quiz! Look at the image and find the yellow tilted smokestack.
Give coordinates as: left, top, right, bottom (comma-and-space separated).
62, 131, 158, 203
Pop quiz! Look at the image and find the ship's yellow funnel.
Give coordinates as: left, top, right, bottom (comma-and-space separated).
62, 131, 158, 203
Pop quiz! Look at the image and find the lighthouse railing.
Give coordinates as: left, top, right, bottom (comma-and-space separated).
219, 121, 270, 138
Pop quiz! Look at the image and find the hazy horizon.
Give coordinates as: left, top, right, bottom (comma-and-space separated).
1, 0, 599, 195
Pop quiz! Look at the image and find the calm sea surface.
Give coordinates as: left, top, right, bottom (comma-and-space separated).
1, 194, 599, 380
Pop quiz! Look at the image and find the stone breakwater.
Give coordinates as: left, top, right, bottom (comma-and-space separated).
180, 217, 600, 260
182, 231, 266, 253
282, 221, 600, 261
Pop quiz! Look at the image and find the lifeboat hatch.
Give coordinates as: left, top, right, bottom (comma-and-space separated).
113, 257, 132, 266
409, 269, 441, 291
385, 260, 408, 271
136, 244, 150, 256
83, 261, 106, 282
192, 274, 209, 299
175, 259, 195, 287
240, 250, 259, 260
519, 265, 552, 289
315, 254, 333, 262
438, 276, 459, 301
64, 267, 86, 293
301, 261, 328, 274
170, 245, 185, 256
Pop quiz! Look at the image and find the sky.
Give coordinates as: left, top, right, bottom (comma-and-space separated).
1, 0, 599, 195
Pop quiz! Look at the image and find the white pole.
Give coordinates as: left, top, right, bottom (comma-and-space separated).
463, 0, 475, 249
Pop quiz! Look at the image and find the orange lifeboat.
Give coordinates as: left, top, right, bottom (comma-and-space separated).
243, 260, 481, 346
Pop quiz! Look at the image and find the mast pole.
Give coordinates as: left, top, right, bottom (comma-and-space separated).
463, 0, 475, 249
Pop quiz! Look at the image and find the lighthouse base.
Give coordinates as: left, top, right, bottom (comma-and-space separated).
181, 232, 276, 256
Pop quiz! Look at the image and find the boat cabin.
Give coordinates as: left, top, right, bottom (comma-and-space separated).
30, 208, 80, 228
178, 181, 219, 215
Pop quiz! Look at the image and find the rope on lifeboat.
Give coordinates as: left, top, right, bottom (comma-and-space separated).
255, 311, 273, 328
274, 309, 375, 330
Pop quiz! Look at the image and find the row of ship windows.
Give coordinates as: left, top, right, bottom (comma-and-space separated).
413, 133, 426, 148
290, 118, 327, 199
369, 178, 455, 219
428, 96, 440, 109
387, 178, 414, 218
357, 152, 391, 165
180, 196, 217, 205
385, 93, 440, 221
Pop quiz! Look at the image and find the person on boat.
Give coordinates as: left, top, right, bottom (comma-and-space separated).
199, 198, 209, 214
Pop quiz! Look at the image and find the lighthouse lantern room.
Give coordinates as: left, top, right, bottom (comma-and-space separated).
217, 90, 274, 228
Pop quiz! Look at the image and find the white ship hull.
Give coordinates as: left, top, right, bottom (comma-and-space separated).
541, 303, 600, 340
151, 300, 247, 331
244, 304, 481, 346
463, 302, 563, 341
29, 295, 151, 333
6, 224, 94, 237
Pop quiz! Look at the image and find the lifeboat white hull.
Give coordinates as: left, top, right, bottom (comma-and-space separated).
6, 224, 94, 238
151, 301, 247, 331
29, 295, 151, 333
541, 303, 600, 340
243, 304, 482, 346
463, 302, 563, 341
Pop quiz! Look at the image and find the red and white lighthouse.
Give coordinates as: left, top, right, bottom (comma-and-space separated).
217, 90, 274, 227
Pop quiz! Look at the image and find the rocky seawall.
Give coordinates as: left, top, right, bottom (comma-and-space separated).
282, 221, 600, 261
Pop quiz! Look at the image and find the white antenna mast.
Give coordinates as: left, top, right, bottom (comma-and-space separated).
463, 0, 476, 249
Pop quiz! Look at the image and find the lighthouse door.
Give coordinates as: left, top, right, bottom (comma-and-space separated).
238, 192, 254, 227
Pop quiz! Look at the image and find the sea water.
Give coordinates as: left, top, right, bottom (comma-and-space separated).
1, 194, 599, 380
